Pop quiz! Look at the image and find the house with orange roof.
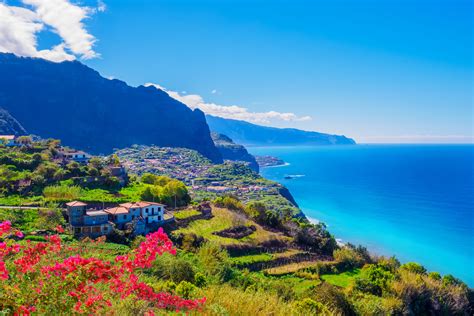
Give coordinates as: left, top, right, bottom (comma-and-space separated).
65, 201, 113, 237
65, 200, 172, 238
119, 201, 166, 224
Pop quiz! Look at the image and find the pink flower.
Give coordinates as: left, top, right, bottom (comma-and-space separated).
0, 221, 12, 237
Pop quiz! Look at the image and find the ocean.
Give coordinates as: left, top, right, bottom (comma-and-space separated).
249, 144, 474, 286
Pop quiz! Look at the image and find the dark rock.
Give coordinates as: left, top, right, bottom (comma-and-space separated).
213, 225, 257, 239
211, 132, 259, 172
0, 53, 222, 163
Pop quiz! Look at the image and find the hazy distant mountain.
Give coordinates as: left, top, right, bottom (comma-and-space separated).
207, 115, 356, 146
0, 53, 222, 163
0, 107, 27, 136
211, 132, 259, 172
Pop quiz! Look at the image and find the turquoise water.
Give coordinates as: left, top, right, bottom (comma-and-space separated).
249, 145, 474, 286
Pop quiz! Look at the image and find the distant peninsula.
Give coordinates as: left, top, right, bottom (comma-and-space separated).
206, 114, 356, 146
255, 155, 287, 168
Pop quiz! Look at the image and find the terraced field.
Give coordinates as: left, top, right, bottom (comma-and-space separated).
172, 206, 290, 246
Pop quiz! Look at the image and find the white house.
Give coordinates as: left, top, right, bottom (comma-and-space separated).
119, 202, 166, 224
59, 150, 91, 163
0, 135, 20, 147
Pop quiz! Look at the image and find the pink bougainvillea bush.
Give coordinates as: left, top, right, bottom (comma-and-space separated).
0, 221, 205, 315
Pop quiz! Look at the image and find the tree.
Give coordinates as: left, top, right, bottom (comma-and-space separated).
141, 173, 158, 185
88, 157, 103, 170
109, 154, 121, 167
141, 185, 162, 203
400, 262, 427, 275
161, 180, 191, 207
353, 264, 395, 296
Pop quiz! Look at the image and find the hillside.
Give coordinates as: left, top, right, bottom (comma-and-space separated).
0, 138, 472, 315
0, 53, 222, 163
211, 132, 259, 172
115, 145, 301, 217
207, 115, 356, 146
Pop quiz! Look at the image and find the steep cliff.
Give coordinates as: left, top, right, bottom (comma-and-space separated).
211, 133, 259, 172
0, 53, 222, 162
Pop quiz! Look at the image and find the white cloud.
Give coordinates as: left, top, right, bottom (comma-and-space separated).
145, 83, 312, 125
97, 0, 106, 12
211, 89, 217, 94
0, 3, 44, 56
0, 0, 101, 62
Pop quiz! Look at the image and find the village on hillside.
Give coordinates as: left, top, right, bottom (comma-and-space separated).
0, 135, 298, 239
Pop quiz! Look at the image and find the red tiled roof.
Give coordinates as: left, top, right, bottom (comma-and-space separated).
103, 206, 130, 215
119, 202, 152, 208
66, 201, 87, 207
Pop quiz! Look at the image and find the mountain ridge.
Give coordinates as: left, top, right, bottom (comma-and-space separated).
0, 53, 222, 163
206, 114, 356, 146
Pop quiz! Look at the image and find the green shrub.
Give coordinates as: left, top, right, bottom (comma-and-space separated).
214, 196, 244, 212
175, 281, 198, 299
353, 264, 395, 296
428, 272, 441, 281
197, 242, 233, 283
194, 272, 207, 288
151, 253, 195, 283
400, 262, 427, 275
310, 283, 355, 315
333, 246, 368, 271
293, 298, 328, 315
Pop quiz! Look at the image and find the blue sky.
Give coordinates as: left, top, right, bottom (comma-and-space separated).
1, 0, 472, 143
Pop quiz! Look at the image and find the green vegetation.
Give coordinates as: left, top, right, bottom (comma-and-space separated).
174, 206, 289, 246
0, 139, 122, 201
1, 140, 472, 315
0, 207, 64, 232
173, 209, 201, 220
320, 268, 361, 287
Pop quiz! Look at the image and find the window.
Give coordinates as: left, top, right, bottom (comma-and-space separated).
158, 216, 161, 221
145, 208, 149, 213
123, 215, 127, 220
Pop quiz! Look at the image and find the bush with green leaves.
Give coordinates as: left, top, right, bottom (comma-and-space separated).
175, 281, 199, 299
353, 264, 395, 296
400, 262, 427, 275
151, 253, 196, 283
214, 195, 244, 212
293, 298, 329, 315
333, 244, 370, 271
197, 242, 233, 283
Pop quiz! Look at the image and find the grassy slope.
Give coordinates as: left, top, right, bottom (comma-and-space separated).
321, 268, 361, 288
173, 207, 290, 246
